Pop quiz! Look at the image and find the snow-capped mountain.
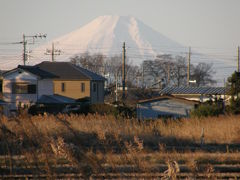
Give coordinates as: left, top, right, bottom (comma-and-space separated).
0, 15, 235, 84
30, 15, 186, 65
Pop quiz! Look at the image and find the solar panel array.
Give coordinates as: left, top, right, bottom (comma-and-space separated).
159, 87, 227, 95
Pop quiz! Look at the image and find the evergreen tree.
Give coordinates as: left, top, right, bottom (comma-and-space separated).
227, 71, 240, 114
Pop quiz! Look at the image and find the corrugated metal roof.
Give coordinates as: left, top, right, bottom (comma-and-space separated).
159, 87, 227, 95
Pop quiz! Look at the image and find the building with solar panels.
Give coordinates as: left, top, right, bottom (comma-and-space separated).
159, 87, 230, 102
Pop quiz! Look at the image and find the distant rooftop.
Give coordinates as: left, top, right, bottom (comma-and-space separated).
138, 95, 199, 104
159, 87, 228, 95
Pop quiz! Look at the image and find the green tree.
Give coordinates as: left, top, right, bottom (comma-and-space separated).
227, 71, 240, 114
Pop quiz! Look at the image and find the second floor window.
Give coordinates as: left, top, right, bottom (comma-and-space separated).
61, 83, 65, 92
12, 83, 36, 94
81, 83, 85, 92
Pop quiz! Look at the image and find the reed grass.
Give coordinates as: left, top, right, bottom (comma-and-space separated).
0, 114, 240, 178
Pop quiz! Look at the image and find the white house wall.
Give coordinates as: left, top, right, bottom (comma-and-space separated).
3, 79, 38, 110
3, 70, 38, 110
137, 99, 195, 120
38, 79, 54, 97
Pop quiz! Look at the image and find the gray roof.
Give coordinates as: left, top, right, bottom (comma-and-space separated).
159, 87, 228, 95
18, 65, 58, 79
37, 94, 76, 104
74, 65, 106, 81
35, 61, 105, 81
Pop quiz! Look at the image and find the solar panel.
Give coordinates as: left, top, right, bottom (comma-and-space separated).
160, 87, 228, 95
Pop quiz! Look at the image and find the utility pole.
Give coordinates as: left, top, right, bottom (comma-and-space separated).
167, 63, 170, 86
187, 47, 191, 87
115, 73, 118, 102
122, 42, 126, 99
223, 78, 226, 113
142, 65, 144, 88
45, 42, 61, 62
23, 34, 27, 66
22, 33, 47, 65
238, 46, 239, 72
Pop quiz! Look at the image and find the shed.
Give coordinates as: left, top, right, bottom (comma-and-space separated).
137, 96, 199, 120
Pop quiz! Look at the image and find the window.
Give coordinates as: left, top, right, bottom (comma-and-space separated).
28, 84, 36, 94
81, 83, 85, 92
0, 80, 2, 93
93, 83, 96, 92
12, 83, 36, 94
61, 83, 65, 92
97, 83, 99, 100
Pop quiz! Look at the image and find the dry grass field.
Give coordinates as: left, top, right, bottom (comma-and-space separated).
0, 113, 240, 179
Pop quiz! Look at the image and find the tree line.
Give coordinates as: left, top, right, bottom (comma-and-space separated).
70, 52, 216, 88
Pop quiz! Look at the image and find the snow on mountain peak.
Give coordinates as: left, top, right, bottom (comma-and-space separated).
29, 15, 185, 65
0, 15, 233, 83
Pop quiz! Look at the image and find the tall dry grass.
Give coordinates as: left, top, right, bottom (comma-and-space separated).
0, 113, 240, 178
29, 114, 240, 144
1, 114, 240, 147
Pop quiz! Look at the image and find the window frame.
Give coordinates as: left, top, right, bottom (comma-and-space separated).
61, 82, 65, 92
12, 83, 37, 94
81, 82, 85, 92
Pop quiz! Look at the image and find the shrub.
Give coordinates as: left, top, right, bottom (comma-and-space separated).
89, 104, 136, 118
191, 104, 222, 118
89, 104, 118, 116
227, 71, 240, 114
227, 98, 240, 114
28, 104, 65, 115
117, 105, 136, 118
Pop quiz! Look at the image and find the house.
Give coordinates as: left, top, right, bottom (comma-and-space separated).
34, 61, 105, 103
2, 65, 56, 111
137, 96, 199, 120
2, 61, 105, 111
159, 87, 229, 102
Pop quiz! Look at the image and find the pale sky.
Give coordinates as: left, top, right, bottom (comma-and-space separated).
0, 0, 240, 72
1, 0, 240, 47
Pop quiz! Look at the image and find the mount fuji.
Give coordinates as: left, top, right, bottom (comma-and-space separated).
30, 15, 186, 65
1, 15, 235, 84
